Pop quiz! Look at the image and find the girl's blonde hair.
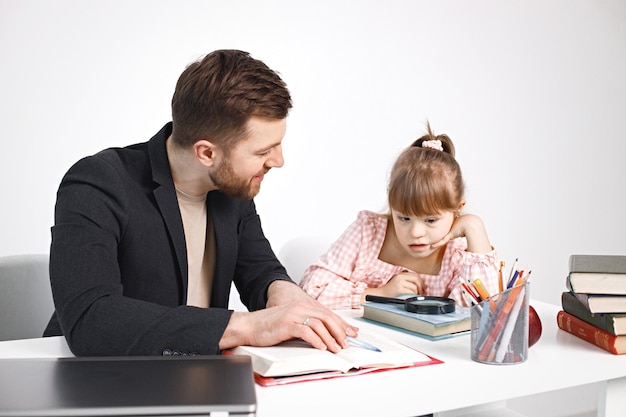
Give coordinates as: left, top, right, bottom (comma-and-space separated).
387, 122, 464, 217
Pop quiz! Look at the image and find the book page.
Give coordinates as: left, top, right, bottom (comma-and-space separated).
337, 329, 431, 369
232, 340, 353, 377
231, 329, 431, 377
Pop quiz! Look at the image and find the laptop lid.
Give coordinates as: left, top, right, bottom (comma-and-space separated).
0, 355, 256, 417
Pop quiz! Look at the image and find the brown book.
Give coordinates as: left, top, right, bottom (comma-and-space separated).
557, 310, 626, 355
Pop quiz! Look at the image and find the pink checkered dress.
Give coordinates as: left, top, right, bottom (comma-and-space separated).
300, 211, 499, 309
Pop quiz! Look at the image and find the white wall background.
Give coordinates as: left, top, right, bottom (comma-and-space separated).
1, 0, 625, 306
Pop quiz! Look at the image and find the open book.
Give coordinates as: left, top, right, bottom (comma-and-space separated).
227, 329, 441, 386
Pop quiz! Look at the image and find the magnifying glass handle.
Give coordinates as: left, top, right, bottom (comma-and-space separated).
365, 295, 406, 305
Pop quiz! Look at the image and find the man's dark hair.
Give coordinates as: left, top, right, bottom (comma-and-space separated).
171, 49, 292, 149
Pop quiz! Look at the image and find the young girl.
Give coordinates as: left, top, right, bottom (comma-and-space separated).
299, 123, 499, 309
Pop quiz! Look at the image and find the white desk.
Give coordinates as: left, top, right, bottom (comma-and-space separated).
1, 301, 625, 417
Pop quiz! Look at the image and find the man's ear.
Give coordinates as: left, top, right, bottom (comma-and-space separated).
193, 140, 219, 167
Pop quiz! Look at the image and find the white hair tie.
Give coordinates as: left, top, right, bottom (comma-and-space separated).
421, 139, 443, 151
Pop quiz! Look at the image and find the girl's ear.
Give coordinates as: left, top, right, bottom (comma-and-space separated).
193, 140, 219, 167
456, 200, 466, 216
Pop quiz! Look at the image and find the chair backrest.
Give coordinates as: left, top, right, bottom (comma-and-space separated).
228, 236, 335, 311
0, 254, 53, 341
277, 236, 335, 284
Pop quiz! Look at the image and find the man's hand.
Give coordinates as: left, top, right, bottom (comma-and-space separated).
219, 280, 358, 352
265, 279, 315, 308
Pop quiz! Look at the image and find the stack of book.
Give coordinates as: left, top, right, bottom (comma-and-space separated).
361, 298, 471, 341
556, 254, 626, 354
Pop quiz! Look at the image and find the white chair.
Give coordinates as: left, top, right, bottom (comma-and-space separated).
277, 235, 335, 284
227, 235, 335, 311
0, 254, 54, 341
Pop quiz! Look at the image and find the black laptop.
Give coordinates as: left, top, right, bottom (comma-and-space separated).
0, 355, 256, 416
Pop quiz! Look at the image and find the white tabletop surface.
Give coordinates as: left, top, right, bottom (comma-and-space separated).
254, 300, 626, 416
1, 301, 625, 417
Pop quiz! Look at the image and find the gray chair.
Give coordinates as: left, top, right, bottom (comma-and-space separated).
0, 254, 54, 341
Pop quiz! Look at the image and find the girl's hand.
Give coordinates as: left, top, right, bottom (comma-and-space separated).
431, 213, 491, 253
363, 271, 424, 300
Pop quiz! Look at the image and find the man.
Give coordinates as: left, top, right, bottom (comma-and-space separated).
44, 50, 357, 356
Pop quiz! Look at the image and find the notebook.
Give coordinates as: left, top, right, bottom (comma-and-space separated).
0, 355, 257, 416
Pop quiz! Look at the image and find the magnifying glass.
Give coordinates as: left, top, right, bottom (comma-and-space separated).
365, 295, 456, 314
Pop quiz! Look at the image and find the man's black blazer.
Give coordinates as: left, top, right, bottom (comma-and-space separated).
44, 123, 291, 356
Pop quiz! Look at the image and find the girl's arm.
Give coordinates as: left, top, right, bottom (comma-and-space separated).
457, 214, 492, 253
299, 211, 383, 309
433, 213, 491, 253
447, 239, 500, 306
446, 214, 500, 297
300, 265, 368, 309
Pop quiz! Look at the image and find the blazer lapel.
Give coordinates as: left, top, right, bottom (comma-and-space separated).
149, 124, 189, 301
207, 191, 238, 308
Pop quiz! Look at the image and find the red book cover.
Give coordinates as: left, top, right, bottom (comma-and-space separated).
223, 329, 444, 387
556, 310, 626, 355
252, 355, 443, 387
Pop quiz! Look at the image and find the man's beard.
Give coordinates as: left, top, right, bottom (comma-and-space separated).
210, 157, 264, 200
